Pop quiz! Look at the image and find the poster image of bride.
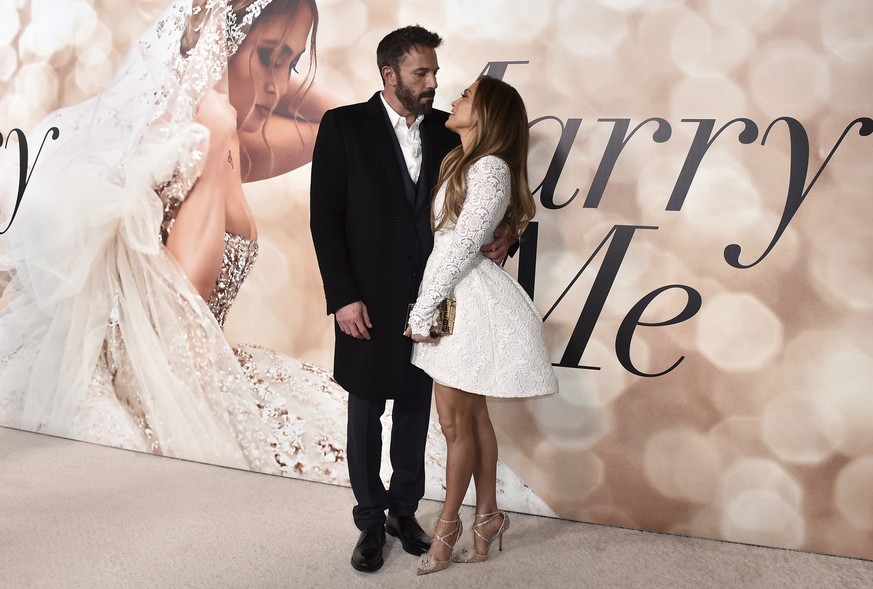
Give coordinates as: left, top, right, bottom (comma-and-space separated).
1, 0, 872, 561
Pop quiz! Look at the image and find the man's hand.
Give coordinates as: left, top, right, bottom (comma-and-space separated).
335, 301, 373, 340
402, 326, 441, 344
481, 223, 511, 264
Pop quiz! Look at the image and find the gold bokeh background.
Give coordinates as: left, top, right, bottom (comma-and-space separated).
1, 0, 871, 559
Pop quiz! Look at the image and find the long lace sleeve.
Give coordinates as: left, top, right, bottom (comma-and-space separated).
408, 156, 510, 336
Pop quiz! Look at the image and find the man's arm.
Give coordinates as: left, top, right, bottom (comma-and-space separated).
309, 109, 373, 339
309, 109, 360, 313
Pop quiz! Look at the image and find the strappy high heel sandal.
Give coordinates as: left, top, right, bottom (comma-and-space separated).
415, 516, 463, 575
452, 511, 510, 563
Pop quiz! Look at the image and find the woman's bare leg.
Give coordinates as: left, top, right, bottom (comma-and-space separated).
471, 398, 498, 513
469, 399, 505, 555
428, 381, 477, 562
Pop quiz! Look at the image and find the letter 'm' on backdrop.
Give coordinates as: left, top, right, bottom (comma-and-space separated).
1, 0, 871, 560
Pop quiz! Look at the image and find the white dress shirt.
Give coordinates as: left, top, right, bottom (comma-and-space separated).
380, 92, 424, 183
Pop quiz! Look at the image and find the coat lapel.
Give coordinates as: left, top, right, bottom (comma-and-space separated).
365, 93, 411, 211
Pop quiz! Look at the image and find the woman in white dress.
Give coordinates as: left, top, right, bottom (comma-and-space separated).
406, 76, 559, 574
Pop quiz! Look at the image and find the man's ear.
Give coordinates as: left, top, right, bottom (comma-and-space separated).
381, 65, 396, 88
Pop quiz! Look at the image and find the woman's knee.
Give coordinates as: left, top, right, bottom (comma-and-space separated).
437, 409, 472, 444
434, 385, 476, 443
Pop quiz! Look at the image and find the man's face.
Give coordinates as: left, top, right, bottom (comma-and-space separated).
390, 45, 439, 116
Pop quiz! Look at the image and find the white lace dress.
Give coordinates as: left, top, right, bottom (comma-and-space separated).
409, 156, 559, 398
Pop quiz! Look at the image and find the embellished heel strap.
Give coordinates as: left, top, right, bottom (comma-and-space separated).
416, 516, 463, 575
453, 510, 510, 563
472, 511, 503, 544
433, 516, 463, 548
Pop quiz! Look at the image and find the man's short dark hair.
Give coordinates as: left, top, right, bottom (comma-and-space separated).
376, 25, 443, 80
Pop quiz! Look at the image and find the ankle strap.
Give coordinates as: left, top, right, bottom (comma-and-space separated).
433, 516, 463, 548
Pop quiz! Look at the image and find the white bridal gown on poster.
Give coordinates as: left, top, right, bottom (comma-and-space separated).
0, 0, 551, 516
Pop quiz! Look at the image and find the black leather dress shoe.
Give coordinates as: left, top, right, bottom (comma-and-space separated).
351, 523, 386, 572
385, 514, 432, 556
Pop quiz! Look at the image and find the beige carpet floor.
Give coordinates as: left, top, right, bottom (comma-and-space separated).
1, 426, 870, 588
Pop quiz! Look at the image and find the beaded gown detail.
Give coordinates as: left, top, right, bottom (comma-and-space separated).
409, 156, 558, 398
8, 226, 354, 484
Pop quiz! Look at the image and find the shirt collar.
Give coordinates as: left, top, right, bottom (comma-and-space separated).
380, 91, 424, 131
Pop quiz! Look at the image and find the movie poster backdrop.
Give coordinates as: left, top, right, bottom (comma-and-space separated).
1, 0, 871, 560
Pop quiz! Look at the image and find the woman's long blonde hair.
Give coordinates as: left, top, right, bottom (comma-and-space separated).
433, 76, 535, 242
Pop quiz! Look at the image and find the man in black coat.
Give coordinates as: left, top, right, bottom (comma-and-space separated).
310, 25, 506, 572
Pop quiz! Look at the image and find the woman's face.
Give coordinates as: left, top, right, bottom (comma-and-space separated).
227, 2, 313, 133
447, 81, 478, 135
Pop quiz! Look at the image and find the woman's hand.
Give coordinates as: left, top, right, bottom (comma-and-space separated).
403, 326, 441, 344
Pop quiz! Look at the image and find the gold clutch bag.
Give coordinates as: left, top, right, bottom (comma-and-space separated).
407, 299, 456, 336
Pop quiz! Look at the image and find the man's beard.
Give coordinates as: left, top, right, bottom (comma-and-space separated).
396, 75, 435, 116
